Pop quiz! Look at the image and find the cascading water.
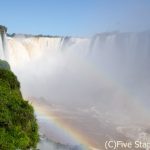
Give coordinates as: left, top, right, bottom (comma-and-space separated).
0, 28, 7, 59
5, 32, 150, 149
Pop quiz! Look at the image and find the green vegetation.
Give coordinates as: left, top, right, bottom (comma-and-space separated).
0, 60, 10, 71
0, 25, 7, 32
0, 60, 39, 150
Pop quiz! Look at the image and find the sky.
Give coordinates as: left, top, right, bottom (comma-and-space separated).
0, 0, 150, 36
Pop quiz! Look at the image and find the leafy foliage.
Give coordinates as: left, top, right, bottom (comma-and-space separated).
0, 25, 7, 32
0, 60, 39, 150
0, 60, 10, 71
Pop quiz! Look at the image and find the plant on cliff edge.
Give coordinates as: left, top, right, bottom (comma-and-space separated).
0, 60, 39, 150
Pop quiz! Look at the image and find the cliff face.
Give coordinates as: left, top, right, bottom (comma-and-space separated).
0, 60, 39, 149
0, 26, 39, 149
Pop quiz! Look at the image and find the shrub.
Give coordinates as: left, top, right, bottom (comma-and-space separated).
0, 60, 10, 71
0, 61, 39, 150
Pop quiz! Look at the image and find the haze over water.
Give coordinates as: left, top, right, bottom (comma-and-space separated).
3, 32, 150, 149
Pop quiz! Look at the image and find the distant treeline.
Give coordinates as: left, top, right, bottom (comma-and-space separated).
7, 33, 62, 38
0, 25, 7, 32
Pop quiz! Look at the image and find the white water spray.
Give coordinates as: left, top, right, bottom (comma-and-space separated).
4, 32, 150, 149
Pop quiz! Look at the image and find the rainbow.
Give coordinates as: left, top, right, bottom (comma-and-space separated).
30, 99, 97, 150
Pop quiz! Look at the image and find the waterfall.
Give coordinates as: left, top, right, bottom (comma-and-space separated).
7, 32, 150, 108
5, 32, 150, 149
0, 30, 6, 59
